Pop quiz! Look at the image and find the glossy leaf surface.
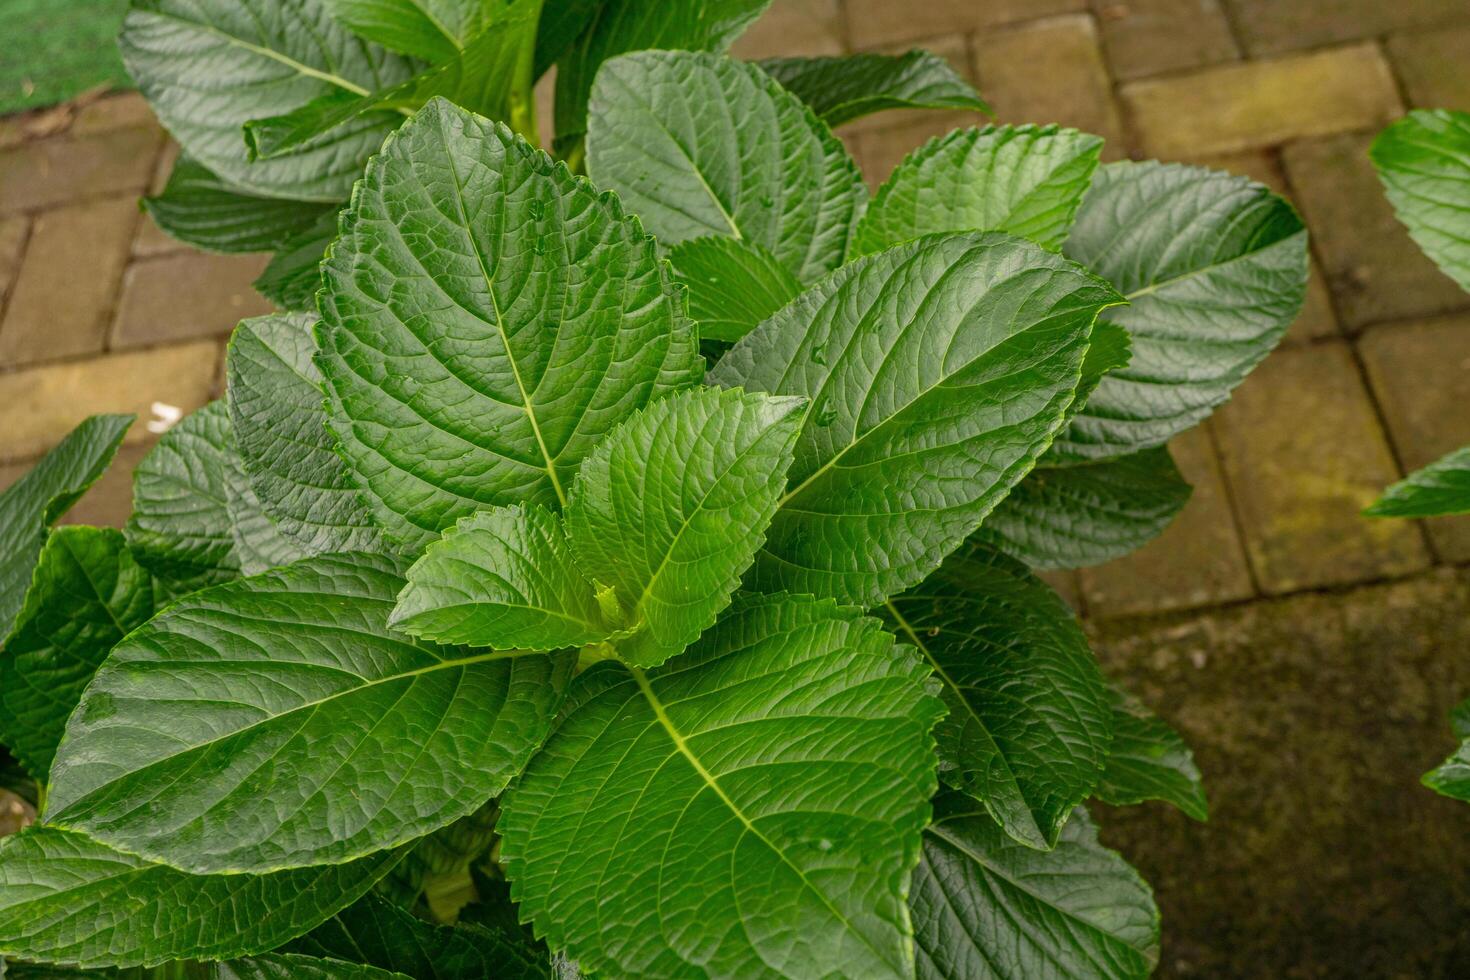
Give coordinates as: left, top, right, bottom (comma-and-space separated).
666, 236, 801, 344
1365, 445, 1470, 518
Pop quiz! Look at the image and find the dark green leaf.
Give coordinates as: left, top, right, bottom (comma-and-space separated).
666, 236, 801, 344
0, 747, 37, 807
142, 155, 336, 255
1365, 445, 1470, 518
758, 50, 987, 128
323, 0, 503, 62
253, 211, 338, 311
224, 449, 311, 574
375, 803, 497, 912
1370, 108, 1470, 292
1095, 685, 1207, 821
534, 0, 600, 77
215, 953, 411, 980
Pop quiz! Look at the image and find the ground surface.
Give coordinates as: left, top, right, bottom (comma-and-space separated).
1, 1, 1469, 976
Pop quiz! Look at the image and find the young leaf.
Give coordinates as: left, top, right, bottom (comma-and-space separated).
587, 50, 865, 283
0, 413, 132, 640
1364, 445, 1470, 518
565, 386, 804, 667
666, 237, 801, 344
1095, 685, 1208, 821
392, 503, 613, 649
883, 546, 1111, 850
46, 552, 574, 875
911, 796, 1160, 980
0, 527, 154, 779
143, 156, 337, 254
253, 211, 339, 311
1370, 108, 1470, 292
758, 50, 988, 128
709, 232, 1122, 607
1054, 161, 1308, 461
119, 0, 419, 202
980, 446, 1192, 571
323, 0, 503, 62
500, 593, 943, 978
0, 826, 402, 969
855, 125, 1103, 255
227, 314, 385, 556
317, 98, 701, 551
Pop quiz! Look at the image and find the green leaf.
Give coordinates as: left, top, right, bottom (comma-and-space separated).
0, 527, 154, 779
980, 446, 1192, 571
855, 125, 1103, 255
500, 593, 943, 979
0, 413, 132, 641
1371, 108, 1470, 292
323, 0, 504, 62
1095, 685, 1207, 821
758, 50, 987, 129
46, 552, 574, 875
374, 803, 497, 912
587, 50, 865, 284
119, 0, 419, 202
566, 386, 804, 667
142, 155, 336, 255
254, 212, 338, 311
1054, 161, 1308, 461
227, 314, 385, 556
911, 796, 1160, 980
392, 503, 613, 649
1365, 445, 1470, 518
224, 449, 311, 574
1424, 698, 1470, 802
0, 826, 402, 969
709, 232, 1122, 607
666, 236, 801, 344
533, 0, 600, 77
318, 98, 701, 552
884, 546, 1111, 850
124, 402, 241, 596
216, 953, 412, 980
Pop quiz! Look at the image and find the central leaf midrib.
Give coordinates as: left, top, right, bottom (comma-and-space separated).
148, 10, 372, 97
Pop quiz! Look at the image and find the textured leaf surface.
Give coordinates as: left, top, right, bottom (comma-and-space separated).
143, 155, 336, 254
666, 236, 801, 344
587, 51, 865, 284
709, 232, 1120, 606
324, 0, 501, 61
0, 827, 401, 969
224, 450, 311, 575
0, 527, 153, 779
47, 552, 574, 874
0, 414, 131, 642
884, 547, 1110, 849
1371, 108, 1470, 291
119, 0, 419, 202
566, 387, 803, 667
318, 98, 700, 551
392, 503, 611, 649
217, 953, 411, 979
982, 447, 1192, 571
856, 125, 1102, 255
1095, 686, 1207, 821
1055, 161, 1307, 460
1365, 445, 1470, 518
501, 594, 942, 979
758, 51, 987, 128
911, 796, 1159, 980
228, 314, 385, 556
254, 211, 339, 311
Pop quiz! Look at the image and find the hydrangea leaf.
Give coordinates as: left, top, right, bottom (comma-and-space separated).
1370, 108, 1470, 292
1095, 685, 1207, 821
253, 211, 339, 311
666, 236, 801, 345
142, 155, 336, 255
1364, 445, 1470, 518
323, 0, 505, 62
218, 953, 412, 979
758, 51, 987, 128
1424, 697, 1470, 802
224, 449, 311, 575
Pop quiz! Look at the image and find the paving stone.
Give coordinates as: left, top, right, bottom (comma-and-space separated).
111, 251, 274, 349
1091, 0, 1240, 81
1211, 342, 1430, 594
0, 215, 27, 305
133, 210, 188, 258
1386, 26, 1470, 111
846, 0, 1087, 48
1038, 569, 1084, 613
1122, 43, 1402, 160
70, 92, 159, 137
1282, 134, 1470, 331
0, 126, 161, 214
0, 197, 137, 367
0, 340, 219, 461
731, 0, 844, 58
1359, 315, 1470, 564
1079, 425, 1254, 617
850, 113, 968, 192
1221, 0, 1466, 57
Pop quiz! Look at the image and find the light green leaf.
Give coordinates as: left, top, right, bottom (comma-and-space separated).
758, 50, 987, 129
47, 552, 574, 875
1095, 685, 1207, 821
318, 98, 701, 552
666, 236, 801, 344
1371, 108, 1470, 292
253, 211, 338, 311
981, 445, 1192, 571
225, 449, 311, 574
911, 796, 1160, 980
392, 503, 613, 649
0, 414, 132, 641
587, 50, 865, 284
142, 155, 337, 255
1054, 161, 1308, 461
709, 232, 1122, 607
1424, 697, 1470, 802
0, 826, 402, 969
227, 314, 385, 556
884, 546, 1110, 850
1365, 445, 1470, 518
500, 593, 943, 979
0, 527, 153, 779
566, 386, 804, 667
324, 0, 505, 62
856, 125, 1102, 256
119, 0, 419, 202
